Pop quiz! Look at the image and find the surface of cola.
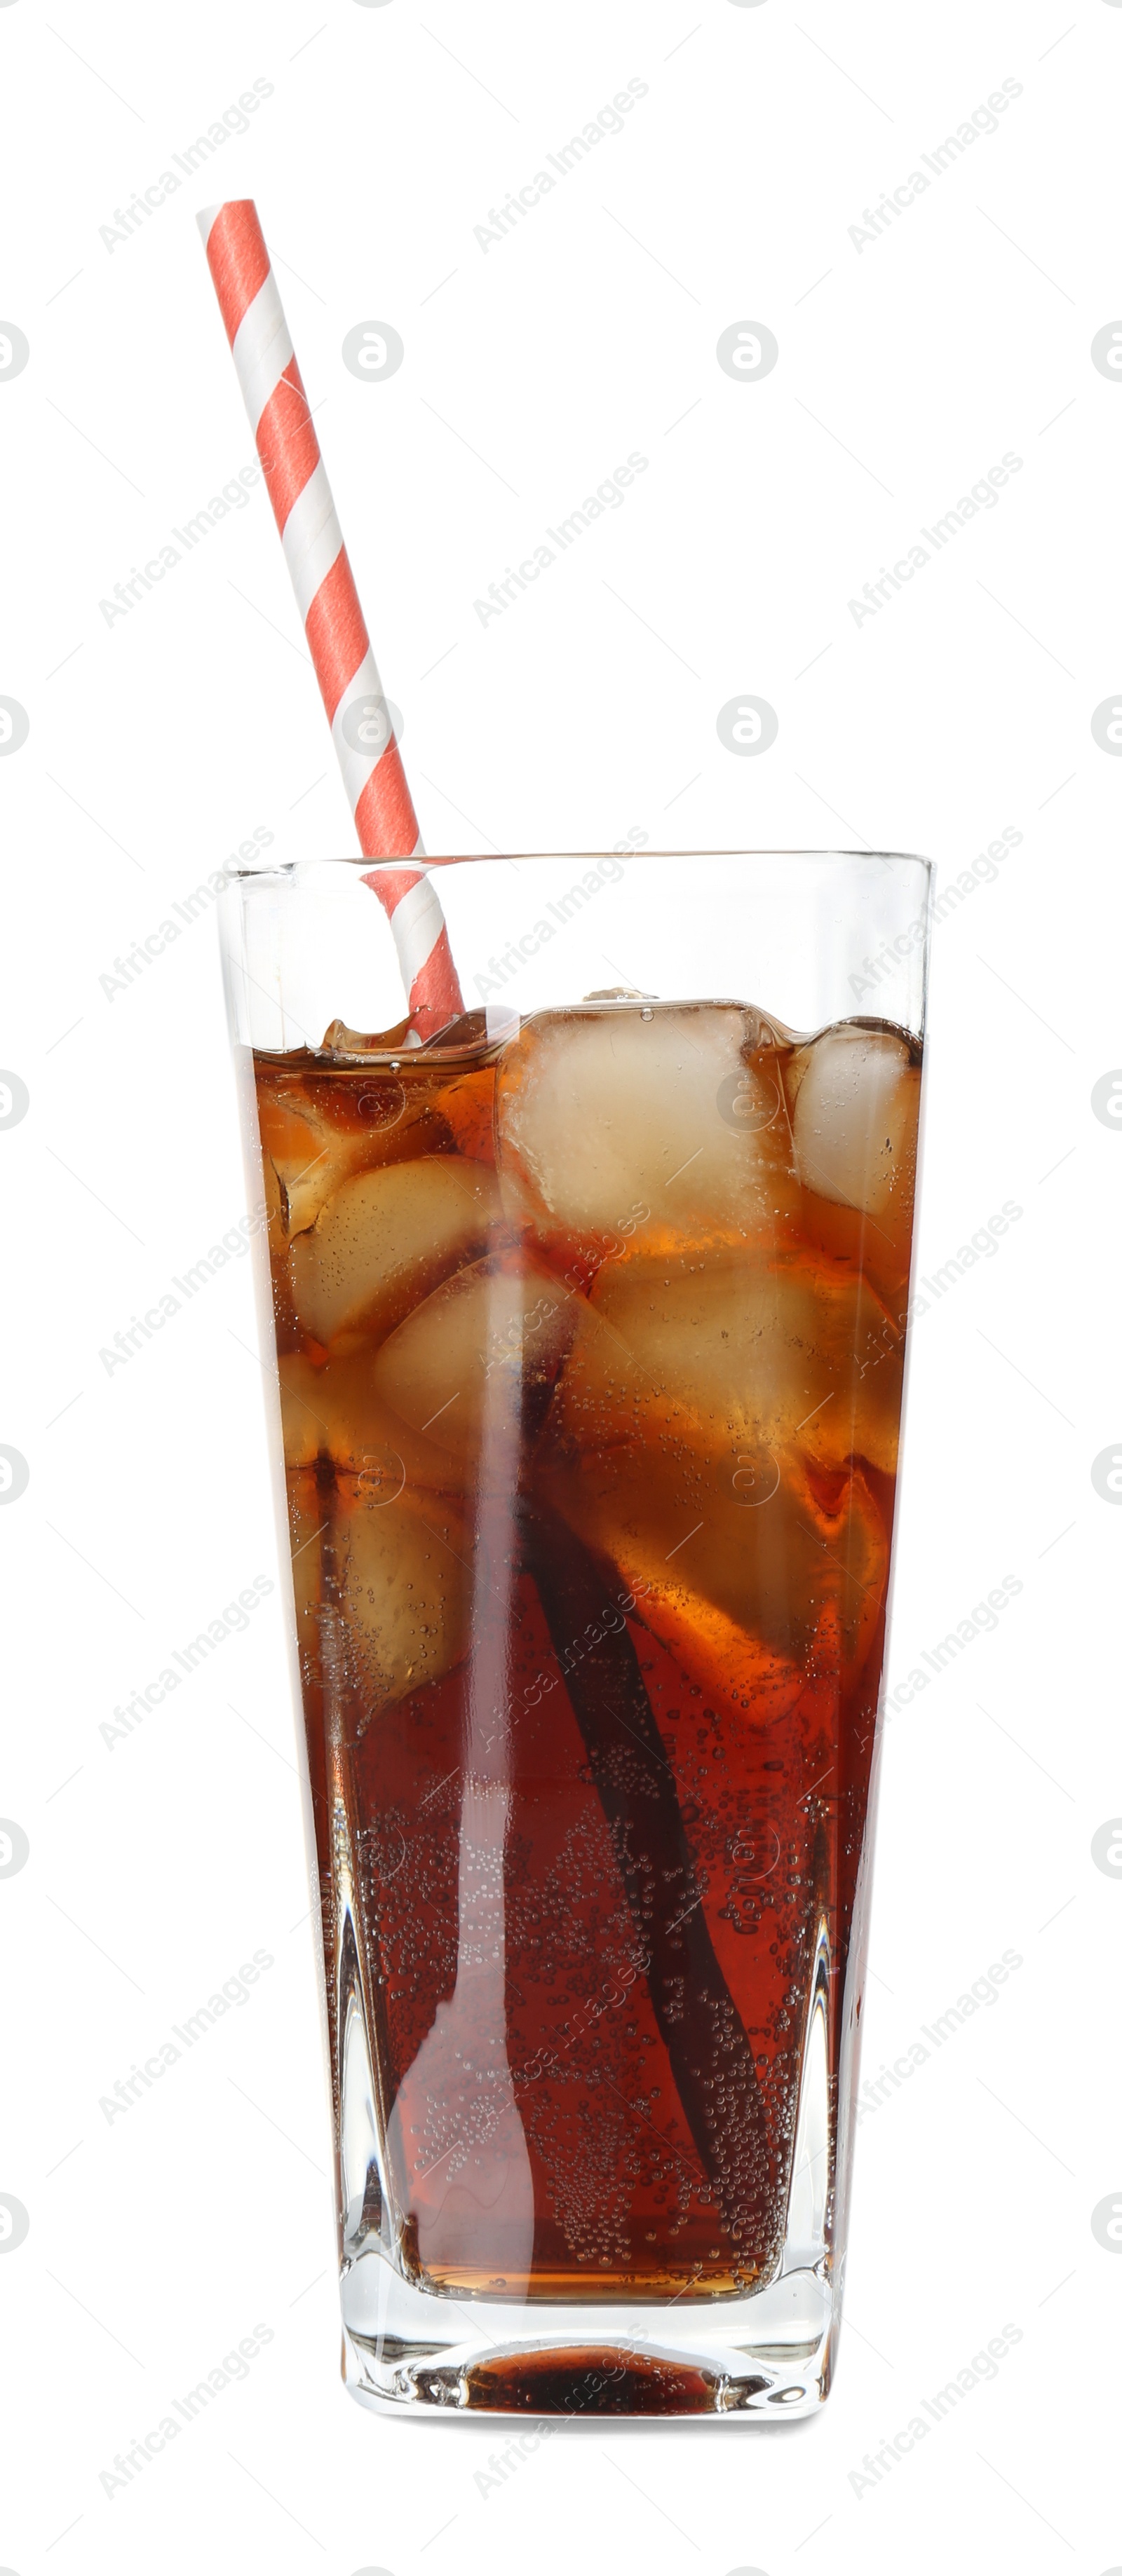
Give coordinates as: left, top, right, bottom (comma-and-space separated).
252, 999, 920, 2302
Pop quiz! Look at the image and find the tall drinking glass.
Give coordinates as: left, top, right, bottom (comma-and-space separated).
219, 850, 929, 2419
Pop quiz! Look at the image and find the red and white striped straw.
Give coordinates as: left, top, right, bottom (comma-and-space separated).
197, 199, 464, 1035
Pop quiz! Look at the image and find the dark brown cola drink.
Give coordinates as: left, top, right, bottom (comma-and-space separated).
252, 997, 919, 2329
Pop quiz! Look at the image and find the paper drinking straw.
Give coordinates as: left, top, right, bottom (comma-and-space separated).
197, 200, 464, 1035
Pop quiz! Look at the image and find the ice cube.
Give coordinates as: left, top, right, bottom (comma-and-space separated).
257, 1072, 461, 1238
371, 1251, 579, 1470
342, 1483, 472, 1712
494, 1004, 797, 1255
256, 1091, 374, 1238
590, 1252, 904, 1475
289, 1156, 502, 1350
536, 1417, 887, 1706
790, 1026, 919, 1218
536, 1277, 891, 1698
278, 1351, 468, 1495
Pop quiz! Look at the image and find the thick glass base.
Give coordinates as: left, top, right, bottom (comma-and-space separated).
337, 1855, 849, 2420
341, 2244, 834, 2418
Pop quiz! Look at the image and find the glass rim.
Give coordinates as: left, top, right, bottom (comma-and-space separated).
223, 847, 934, 880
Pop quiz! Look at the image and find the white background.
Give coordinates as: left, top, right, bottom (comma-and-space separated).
1, 1, 1118, 2568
